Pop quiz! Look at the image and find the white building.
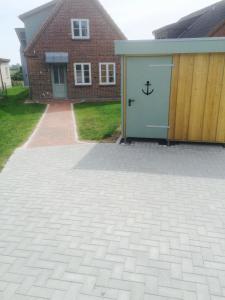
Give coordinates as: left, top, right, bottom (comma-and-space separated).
0, 58, 12, 90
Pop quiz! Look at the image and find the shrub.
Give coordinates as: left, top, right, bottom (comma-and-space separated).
11, 67, 23, 81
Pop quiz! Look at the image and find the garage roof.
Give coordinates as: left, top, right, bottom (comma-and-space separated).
115, 37, 225, 55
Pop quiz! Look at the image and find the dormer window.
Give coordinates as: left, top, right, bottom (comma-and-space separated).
71, 19, 90, 39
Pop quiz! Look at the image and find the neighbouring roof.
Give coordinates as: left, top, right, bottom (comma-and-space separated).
19, 0, 57, 21
153, 0, 225, 39
0, 58, 10, 63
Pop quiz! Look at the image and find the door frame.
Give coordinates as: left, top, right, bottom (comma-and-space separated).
51, 64, 68, 99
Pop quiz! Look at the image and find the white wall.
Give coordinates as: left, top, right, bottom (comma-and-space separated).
0, 62, 12, 89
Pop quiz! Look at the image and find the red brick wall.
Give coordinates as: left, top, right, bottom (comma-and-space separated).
26, 0, 125, 100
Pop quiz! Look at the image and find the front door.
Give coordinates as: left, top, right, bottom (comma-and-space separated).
126, 56, 172, 139
51, 65, 67, 99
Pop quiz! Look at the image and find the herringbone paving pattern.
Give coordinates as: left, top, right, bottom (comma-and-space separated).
0, 143, 225, 299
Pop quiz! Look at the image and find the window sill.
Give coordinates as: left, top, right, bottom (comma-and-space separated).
75, 83, 92, 86
99, 83, 116, 86
72, 37, 90, 40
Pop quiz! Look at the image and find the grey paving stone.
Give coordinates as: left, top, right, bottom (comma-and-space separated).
0, 142, 225, 299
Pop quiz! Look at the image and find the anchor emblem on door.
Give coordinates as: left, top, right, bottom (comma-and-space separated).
142, 81, 154, 96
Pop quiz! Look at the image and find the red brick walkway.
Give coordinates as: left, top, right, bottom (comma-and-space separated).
26, 103, 76, 148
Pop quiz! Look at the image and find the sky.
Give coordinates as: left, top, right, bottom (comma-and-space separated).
0, 0, 218, 64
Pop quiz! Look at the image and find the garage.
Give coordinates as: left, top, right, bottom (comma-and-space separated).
115, 38, 225, 144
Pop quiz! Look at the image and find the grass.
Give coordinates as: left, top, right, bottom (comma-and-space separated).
0, 87, 45, 170
74, 102, 121, 141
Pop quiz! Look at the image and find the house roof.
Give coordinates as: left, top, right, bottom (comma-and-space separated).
24, 0, 64, 54
19, 0, 57, 21
0, 58, 10, 63
15, 28, 26, 43
24, 0, 126, 55
153, 0, 225, 38
92, 0, 126, 40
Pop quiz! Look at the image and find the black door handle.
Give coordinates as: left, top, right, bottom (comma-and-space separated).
128, 98, 135, 107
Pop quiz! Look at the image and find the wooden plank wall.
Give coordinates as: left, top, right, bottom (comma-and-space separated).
169, 53, 225, 143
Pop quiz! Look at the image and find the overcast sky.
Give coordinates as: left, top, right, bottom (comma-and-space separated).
0, 0, 217, 64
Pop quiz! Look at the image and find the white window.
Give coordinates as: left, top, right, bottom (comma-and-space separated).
71, 19, 90, 39
99, 63, 116, 85
74, 63, 92, 86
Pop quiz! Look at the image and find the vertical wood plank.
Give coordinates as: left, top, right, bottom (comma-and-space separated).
202, 54, 225, 141
188, 54, 210, 141
216, 62, 225, 143
168, 55, 180, 140
174, 54, 194, 140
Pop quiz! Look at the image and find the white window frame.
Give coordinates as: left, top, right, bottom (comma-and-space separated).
71, 19, 90, 39
99, 63, 116, 85
74, 63, 92, 86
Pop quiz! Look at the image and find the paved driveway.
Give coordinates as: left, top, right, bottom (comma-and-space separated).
0, 143, 225, 300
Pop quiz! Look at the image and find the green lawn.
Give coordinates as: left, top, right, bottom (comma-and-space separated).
0, 87, 45, 170
74, 102, 121, 141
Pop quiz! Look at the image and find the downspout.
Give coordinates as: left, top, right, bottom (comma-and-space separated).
24, 53, 32, 100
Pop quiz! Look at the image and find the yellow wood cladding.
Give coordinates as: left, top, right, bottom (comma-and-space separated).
169, 53, 225, 143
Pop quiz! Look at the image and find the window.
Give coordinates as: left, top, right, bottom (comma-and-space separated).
74, 63, 92, 85
71, 19, 90, 39
99, 63, 116, 85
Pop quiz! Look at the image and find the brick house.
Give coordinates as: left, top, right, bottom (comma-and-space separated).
153, 0, 225, 39
16, 0, 125, 101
